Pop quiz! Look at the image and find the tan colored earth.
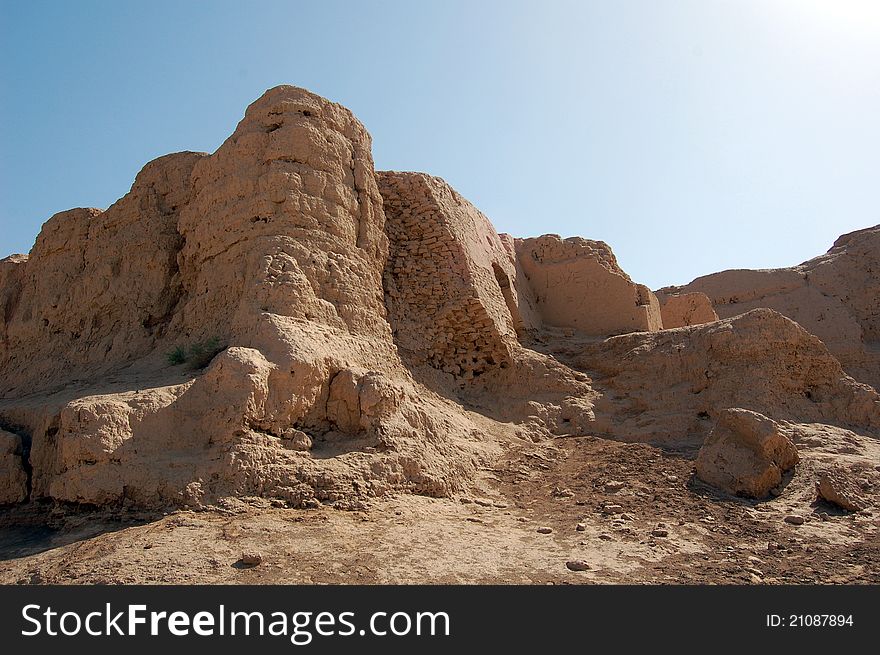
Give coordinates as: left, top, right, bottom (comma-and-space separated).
1, 86, 878, 584
659, 225, 880, 390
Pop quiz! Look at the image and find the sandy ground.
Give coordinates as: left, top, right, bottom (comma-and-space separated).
1, 433, 877, 585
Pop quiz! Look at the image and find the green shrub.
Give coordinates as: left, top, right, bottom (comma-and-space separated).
188, 337, 224, 369
166, 337, 225, 368
166, 345, 187, 366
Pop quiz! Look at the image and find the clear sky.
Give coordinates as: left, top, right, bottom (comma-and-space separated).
1, 0, 878, 289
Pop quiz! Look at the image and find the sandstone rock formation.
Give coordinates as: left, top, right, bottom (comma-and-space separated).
663, 225, 880, 389
655, 290, 718, 328
695, 408, 799, 498
0, 85, 878, 513
515, 235, 662, 336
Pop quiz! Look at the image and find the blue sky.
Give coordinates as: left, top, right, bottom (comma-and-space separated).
1, 0, 878, 288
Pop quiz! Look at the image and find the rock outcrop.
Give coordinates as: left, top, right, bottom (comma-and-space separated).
664, 225, 880, 389
694, 408, 799, 498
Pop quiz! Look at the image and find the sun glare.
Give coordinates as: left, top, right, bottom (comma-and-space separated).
788, 0, 880, 34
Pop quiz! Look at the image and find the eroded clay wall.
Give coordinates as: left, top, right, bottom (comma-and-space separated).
515, 235, 662, 336
0, 87, 396, 401
0, 152, 204, 398
655, 290, 718, 328
674, 225, 880, 389
0, 87, 493, 508
379, 172, 526, 379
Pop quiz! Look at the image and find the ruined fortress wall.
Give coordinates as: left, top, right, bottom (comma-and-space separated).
805, 226, 880, 343
685, 279, 863, 361
515, 235, 662, 336
498, 233, 542, 334
0, 152, 204, 398
655, 290, 718, 329
0, 88, 492, 508
378, 172, 522, 379
675, 226, 880, 389
1, 84, 877, 512
173, 86, 392, 347
0, 87, 397, 401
